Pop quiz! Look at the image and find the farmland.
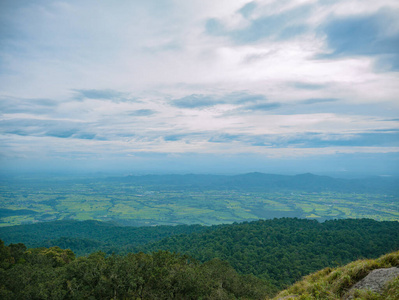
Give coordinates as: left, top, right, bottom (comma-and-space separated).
0, 173, 398, 226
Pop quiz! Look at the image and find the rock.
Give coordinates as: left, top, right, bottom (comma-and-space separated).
345, 267, 399, 299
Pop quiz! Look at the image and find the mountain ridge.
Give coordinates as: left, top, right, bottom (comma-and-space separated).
108, 172, 399, 194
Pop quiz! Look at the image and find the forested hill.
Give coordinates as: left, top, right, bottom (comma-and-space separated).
136, 218, 399, 289
1, 218, 399, 291
0, 241, 273, 299
109, 172, 399, 194
1, 241, 398, 300
0, 220, 209, 256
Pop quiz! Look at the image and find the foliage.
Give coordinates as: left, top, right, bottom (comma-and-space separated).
0, 240, 272, 299
1, 218, 398, 292
136, 218, 399, 290
0, 220, 208, 256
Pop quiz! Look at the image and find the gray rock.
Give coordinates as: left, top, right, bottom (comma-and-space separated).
345, 267, 399, 299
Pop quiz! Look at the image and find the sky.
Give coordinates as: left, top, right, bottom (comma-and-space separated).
0, 0, 399, 176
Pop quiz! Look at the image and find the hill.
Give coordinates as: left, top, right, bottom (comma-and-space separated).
1, 218, 398, 292
274, 250, 399, 299
1, 240, 398, 299
0, 240, 273, 299
136, 218, 399, 290
0, 220, 208, 256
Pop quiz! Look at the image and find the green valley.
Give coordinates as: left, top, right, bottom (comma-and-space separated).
0, 173, 398, 226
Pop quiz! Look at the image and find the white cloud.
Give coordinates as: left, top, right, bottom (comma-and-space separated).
0, 0, 398, 173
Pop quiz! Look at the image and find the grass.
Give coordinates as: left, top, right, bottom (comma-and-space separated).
272, 251, 399, 300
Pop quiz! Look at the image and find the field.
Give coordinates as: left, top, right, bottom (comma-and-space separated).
0, 174, 398, 226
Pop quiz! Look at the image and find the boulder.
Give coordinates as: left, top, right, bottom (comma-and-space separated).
345, 267, 399, 299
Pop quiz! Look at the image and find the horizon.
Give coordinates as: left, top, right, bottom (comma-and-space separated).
1, 169, 398, 180
1, 1, 399, 176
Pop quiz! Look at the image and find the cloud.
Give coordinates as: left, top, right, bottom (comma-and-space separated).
222, 92, 266, 104
73, 89, 130, 101
0, 97, 58, 114
0, 118, 98, 140
74, 132, 97, 140
276, 101, 399, 117
238, 1, 257, 19
172, 92, 266, 108
289, 82, 327, 90
243, 102, 282, 111
372, 128, 399, 132
164, 134, 185, 142
277, 24, 308, 40
45, 129, 78, 138
0, 0, 398, 174
301, 98, 338, 105
206, 3, 313, 43
208, 133, 242, 143
238, 131, 399, 148
297, 132, 399, 148
172, 94, 220, 108
127, 109, 157, 116
321, 8, 399, 70
205, 18, 225, 37
202, 129, 399, 149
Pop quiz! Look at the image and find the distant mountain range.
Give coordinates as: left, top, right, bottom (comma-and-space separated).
109, 172, 399, 194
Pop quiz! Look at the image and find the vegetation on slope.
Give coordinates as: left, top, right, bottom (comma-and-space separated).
0, 240, 272, 299
1, 239, 398, 299
274, 250, 399, 300
1, 218, 398, 296
136, 218, 399, 290
0, 220, 208, 256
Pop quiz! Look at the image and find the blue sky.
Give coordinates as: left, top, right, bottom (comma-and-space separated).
1, 0, 399, 176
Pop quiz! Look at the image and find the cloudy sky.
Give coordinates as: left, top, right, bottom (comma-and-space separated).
1, 0, 398, 176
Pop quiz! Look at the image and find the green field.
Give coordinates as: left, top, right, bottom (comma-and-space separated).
0, 175, 398, 226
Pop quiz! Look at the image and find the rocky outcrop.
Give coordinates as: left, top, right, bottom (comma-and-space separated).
345, 267, 399, 299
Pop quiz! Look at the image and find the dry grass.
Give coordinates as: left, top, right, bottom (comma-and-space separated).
271, 251, 399, 300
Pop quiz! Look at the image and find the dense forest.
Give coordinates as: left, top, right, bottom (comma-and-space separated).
0, 240, 272, 299
1, 240, 399, 299
136, 218, 399, 289
1, 218, 399, 294
0, 220, 209, 256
